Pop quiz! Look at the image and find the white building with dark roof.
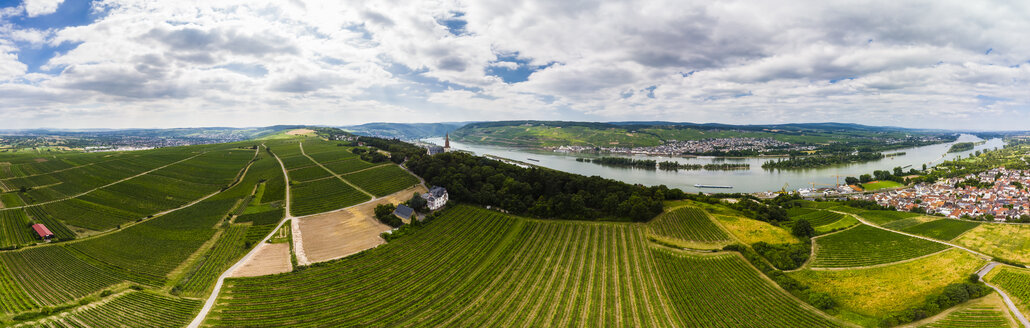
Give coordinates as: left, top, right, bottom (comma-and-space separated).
422, 186, 448, 210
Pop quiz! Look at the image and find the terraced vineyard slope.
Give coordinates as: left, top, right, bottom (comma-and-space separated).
811, 224, 950, 268
205, 205, 841, 327
647, 207, 732, 248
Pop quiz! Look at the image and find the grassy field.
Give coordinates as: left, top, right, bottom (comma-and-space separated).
790, 249, 985, 319
712, 214, 799, 245
900, 219, 981, 241
955, 223, 1030, 265
206, 205, 841, 327
811, 224, 950, 268
862, 180, 904, 191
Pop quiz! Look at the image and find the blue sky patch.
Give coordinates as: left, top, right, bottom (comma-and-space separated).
486, 53, 554, 84
3, 0, 107, 73
437, 11, 467, 36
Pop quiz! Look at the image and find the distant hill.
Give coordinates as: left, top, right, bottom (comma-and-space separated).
450, 120, 957, 149
342, 122, 469, 139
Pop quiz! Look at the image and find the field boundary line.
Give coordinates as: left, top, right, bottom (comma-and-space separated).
4, 152, 207, 211
298, 142, 375, 199
807, 247, 953, 271
838, 210, 1028, 327
188, 144, 293, 328
977, 263, 1030, 327
339, 163, 392, 176
729, 251, 860, 327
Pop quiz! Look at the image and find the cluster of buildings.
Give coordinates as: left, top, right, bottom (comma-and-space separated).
554, 137, 815, 156
393, 186, 449, 222
860, 167, 1030, 220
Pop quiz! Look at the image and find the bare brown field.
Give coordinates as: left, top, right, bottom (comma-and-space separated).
231, 242, 292, 277
297, 185, 426, 263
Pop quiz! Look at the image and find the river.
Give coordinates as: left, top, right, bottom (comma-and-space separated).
423, 134, 1004, 193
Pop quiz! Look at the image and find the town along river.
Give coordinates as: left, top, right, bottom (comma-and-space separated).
423, 134, 1003, 194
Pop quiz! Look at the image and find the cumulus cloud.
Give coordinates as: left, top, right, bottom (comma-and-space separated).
23, 0, 64, 17
0, 0, 1028, 129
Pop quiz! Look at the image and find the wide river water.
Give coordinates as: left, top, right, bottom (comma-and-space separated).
423, 134, 1003, 193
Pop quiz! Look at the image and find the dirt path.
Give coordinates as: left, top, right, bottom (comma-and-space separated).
978, 262, 1030, 327
298, 142, 375, 199
188, 145, 294, 328
5, 152, 206, 211
838, 210, 1027, 327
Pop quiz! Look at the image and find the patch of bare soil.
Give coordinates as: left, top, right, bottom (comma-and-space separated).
231, 242, 292, 277
297, 185, 427, 263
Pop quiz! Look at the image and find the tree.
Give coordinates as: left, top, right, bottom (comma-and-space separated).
844, 177, 859, 185
808, 292, 835, 310
859, 174, 872, 183
408, 193, 427, 212
791, 219, 814, 238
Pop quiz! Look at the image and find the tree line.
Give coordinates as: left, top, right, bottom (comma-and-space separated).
409, 152, 676, 221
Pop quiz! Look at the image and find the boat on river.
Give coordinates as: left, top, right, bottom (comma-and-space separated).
694, 184, 733, 189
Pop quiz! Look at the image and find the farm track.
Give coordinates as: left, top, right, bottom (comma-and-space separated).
2, 153, 206, 211
8, 149, 258, 252
298, 142, 375, 199
188, 145, 292, 328
838, 210, 1029, 327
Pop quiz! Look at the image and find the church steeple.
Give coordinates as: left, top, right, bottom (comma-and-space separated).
444, 133, 450, 149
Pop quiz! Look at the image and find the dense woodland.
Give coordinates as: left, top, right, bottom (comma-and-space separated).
408, 152, 671, 221
762, 152, 885, 169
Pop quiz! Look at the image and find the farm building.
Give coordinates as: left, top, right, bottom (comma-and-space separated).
393, 204, 414, 220
421, 186, 448, 210
31, 224, 54, 241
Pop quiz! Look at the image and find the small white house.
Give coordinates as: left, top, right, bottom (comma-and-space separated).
422, 186, 448, 210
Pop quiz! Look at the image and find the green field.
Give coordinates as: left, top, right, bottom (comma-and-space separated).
955, 223, 1030, 265
648, 207, 731, 248
340, 164, 420, 197
791, 249, 985, 319
174, 225, 249, 298
811, 224, 950, 268
858, 210, 921, 226
289, 177, 370, 216
29, 291, 201, 327
206, 205, 840, 327
901, 219, 981, 241
788, 210, 847, 229
985, 266, 1030, 316
862, 180, 904, 191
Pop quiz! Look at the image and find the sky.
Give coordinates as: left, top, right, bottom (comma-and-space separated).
0, 0, 1029, 130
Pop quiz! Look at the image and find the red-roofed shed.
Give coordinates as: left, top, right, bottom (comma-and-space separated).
31, 224, 54, 241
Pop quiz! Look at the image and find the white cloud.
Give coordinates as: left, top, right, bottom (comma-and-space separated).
0, 0, 1029, 129
23, 0, 64, 17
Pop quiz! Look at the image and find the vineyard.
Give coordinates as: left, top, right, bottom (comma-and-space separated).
811, 224, 950, 268
792, 210, 846, 227
0, 209, 35, 248
205, 205, 841, 327
653, 250, 840, 327
986, 266, 1030, 315
0, 261, 36, 314
0, 246, 125, 306
857, 210, 921, 226
27, 291, 201, 328
174, 225, 249, 298
900, 219, 981, 241
289, 177, 370, 216
340, 164, 420, 197
647, 207, 731, 247
922, 305, 1012, 328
